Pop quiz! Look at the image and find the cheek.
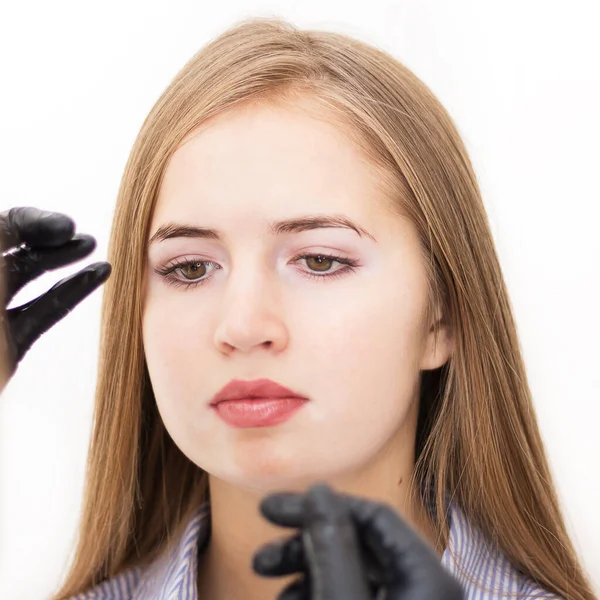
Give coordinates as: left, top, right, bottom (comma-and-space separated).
293, 282, 426, 426
142, 293, 214, 433
143, 286, 212, 369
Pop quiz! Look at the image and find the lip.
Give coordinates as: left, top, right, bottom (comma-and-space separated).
210, 378, 308, 429
210, 378, 307, 405
212, 397, 306, 428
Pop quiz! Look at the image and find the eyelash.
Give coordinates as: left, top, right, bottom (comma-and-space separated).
154, 252, 360, 290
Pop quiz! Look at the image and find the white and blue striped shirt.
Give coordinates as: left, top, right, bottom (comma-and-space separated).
67, 501, 561, 599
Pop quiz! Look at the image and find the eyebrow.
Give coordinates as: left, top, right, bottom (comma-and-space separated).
148, 214, 377, 246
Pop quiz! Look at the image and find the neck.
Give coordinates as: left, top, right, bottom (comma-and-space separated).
196, 428, 439, 599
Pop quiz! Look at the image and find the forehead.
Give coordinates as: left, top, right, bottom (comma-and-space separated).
174, 99, 366, 171
153, 101, 391, 230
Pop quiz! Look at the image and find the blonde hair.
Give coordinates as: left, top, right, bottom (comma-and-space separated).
54, 17, 595, 599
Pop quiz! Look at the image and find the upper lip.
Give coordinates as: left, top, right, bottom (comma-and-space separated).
210, 378, 307, 405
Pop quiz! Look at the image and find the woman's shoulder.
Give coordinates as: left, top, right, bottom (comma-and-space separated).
443, 502, 563, 599
65, 504, 210, 600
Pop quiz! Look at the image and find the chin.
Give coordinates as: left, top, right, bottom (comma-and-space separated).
219, 463, 330, 495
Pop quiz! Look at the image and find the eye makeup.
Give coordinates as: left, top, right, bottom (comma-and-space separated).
153, 251, 360, 290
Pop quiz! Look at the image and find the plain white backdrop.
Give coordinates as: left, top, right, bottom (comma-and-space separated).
0, 1, 598, 598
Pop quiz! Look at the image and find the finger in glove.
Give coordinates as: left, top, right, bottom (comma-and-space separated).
344, 496, 465, 599
0, 207, 75, 250
7, 261, 111, 362
257, 484, 372, 600
3, 234, 97, 301
259, 491, 306, 528
253, 532, 306, 576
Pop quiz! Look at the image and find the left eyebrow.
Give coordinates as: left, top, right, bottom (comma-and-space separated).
148, 214, 378, 246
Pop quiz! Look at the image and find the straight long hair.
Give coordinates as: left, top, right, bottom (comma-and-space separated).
54, 17, 595, 600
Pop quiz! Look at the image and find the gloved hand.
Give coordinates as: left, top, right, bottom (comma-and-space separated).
253, 483, 465, 600
0, 207, 111, 381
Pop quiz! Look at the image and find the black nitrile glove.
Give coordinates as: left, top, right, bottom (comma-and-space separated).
253, 483, 465, 600
0, 207, 111, 376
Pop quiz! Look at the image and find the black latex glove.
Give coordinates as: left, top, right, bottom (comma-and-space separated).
0, 207, 111, 375
253, 483, 465, 600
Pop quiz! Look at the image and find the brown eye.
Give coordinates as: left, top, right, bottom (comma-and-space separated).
179, 262, 206, 280
305, 255, 334, 272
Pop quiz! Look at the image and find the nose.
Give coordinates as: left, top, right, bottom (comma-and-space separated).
213, 270, 289, 355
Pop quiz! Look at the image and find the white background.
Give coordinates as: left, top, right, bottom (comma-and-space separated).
0, 1, 598, 598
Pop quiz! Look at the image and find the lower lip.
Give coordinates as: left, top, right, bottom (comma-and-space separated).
212, 397, 307, 428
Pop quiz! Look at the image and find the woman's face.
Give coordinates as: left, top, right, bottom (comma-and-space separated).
143, 100, 452, 492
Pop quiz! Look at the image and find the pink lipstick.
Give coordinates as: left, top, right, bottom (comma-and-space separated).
210, 378, 308, 428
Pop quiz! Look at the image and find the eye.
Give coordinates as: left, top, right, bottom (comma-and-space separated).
304, 255, 335, 272
291, 252, 360, 281
153, 257, 218, 289
178, 261, 206, 280
154, 252, 360, 290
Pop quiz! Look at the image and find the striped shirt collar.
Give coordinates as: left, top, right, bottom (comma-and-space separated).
71, 500, 559, 600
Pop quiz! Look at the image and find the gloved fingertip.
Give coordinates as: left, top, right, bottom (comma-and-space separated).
81, 261, 111, 284
70, 233, 97, 254
305, 483, 346, 521
251, 544, 282, 574
91, 261, 112, 280
260, 493, 305, 521
306, 482, 335, 499
13, 207, 76, 246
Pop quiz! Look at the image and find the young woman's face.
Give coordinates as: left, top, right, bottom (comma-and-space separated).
143, 101, 452, 492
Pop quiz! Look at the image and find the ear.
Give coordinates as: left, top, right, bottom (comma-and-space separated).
419, 306, 454, 371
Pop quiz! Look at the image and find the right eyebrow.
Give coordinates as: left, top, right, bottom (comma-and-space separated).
148, 214, 378, 247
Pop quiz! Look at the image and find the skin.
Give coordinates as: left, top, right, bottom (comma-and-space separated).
142, 99, 454, 600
